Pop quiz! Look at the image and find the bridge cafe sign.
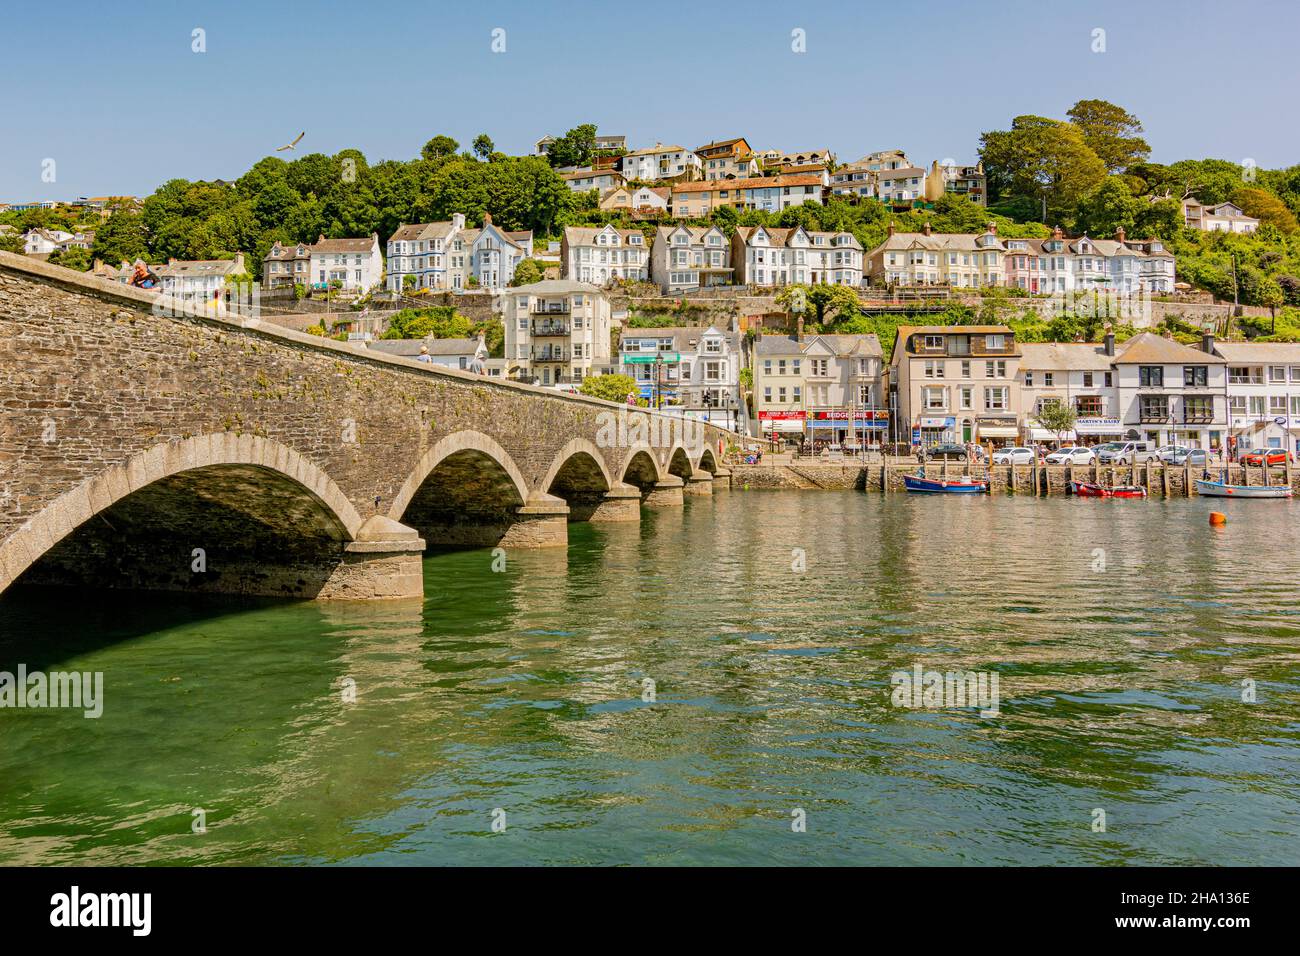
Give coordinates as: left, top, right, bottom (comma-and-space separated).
808, 409, 889, 430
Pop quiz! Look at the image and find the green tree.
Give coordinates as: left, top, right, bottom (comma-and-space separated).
578, 373, 638, 403
547, 124, 597, 169
511, 258, 544, 286
777, 283, 861, 326
90, 209, 148, 264
382, 306, 473, 339
1074, 178, 1142, 237
47, 247, 93, 271
0, 230, 26, 254
1033, 401, 1078, 443
1231, 187, 1299, 232
472, 134, 495, 161
421, 136, 460, 161
1065, 100, 1150, 173
980, 115, 1107, 221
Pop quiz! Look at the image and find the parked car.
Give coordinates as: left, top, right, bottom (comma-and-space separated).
1240, 449, 1293, 466
1155, 444, 1189, 463
1044, 446, 1096, 465
1095, 440, 1158, 465
919, 443, 972, 462
1169, 447, 1209, 467
992, 446, 1035, 465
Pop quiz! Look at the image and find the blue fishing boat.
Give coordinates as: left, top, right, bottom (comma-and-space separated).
903, 469, 988, 494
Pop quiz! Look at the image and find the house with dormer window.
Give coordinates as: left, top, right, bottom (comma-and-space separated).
866, 223, 1006, 289
561, 225, 649, 286
650, 224, 733, 292
386, 214, 532, 293
731, 226, 863, 287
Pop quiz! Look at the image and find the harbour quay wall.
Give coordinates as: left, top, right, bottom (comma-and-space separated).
727, 462, 1300, 497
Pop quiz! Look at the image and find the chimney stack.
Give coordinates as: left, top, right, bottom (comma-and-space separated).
1103, 323, 1115, 357
986, 221, 997, 235
796, 314, 805, 341
922, 221, 932, 237
887, 221, 895, 237
1202, 330, 1215, 354
483, 212, 493, 225
1115, 225, 1126, 243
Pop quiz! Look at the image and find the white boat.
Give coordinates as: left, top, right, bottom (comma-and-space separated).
1194, 479, 1293, 499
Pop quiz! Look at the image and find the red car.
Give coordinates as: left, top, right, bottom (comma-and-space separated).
1240, 449, 1293, 466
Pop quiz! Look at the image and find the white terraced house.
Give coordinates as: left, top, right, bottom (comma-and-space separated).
618, 325, 746, 430
155, 253, 247, 306
560, 168, 625, 193
731, 225, 863, 287
620, 144, 701, 182
560, 225, 649, 285
876, 166, 926, 203
1214, 341, 1300, 457
1182, 197, 1259, 233
650, 224, 733, 293
386, 213, 533, 293
1111, 331, 1228, 451
502, 279, 612, 386
307, 233, 383, 292
866, 223, 1006, 288
1002, 226, 1175, 295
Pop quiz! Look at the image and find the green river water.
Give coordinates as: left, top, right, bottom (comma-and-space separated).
1, 490, 1298, 866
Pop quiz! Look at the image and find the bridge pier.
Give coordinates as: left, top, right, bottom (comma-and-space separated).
499, 493, 570, 548
322, 515, 426, 600
644, 476, 685, 507
712, 467, 731, 489
588, 483, 643, 522
684, 470, 715, 496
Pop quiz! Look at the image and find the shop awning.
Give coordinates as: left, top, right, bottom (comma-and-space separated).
978, 426, 1019, 439
1028, 428, 1077, 441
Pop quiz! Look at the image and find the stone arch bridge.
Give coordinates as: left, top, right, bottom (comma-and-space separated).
0, 253, 734, 601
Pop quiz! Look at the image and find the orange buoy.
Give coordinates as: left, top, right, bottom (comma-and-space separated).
1209, 512, 1227, 526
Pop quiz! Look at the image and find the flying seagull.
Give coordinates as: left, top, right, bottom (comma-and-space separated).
276, 131, 305, 152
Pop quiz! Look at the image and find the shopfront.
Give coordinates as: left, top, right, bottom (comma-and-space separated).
808, 409, 889, 450
758, 410, 807, 446
1071, 417, 1125, 446
917, 415, 957, 446
975, 417, 1018, 448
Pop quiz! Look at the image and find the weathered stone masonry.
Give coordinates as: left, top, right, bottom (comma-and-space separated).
0, 253, 732, 601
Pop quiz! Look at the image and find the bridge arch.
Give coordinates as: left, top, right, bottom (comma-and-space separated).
696, 447, 719, 474
539, 438, 616, 522
619, 443, 664, 492
389, 430, 531, 548
0, 434, 365, 597
665, 445, 695, 481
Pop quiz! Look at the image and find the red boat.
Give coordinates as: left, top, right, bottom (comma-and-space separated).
1069, 481, 1147, 498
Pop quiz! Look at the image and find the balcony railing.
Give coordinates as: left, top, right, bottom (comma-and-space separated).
532, 349, 568, 362
531, 320, 570, 335
531, 303, 571, 314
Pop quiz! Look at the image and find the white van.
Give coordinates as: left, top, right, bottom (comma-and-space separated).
1095, 440, 1158, 465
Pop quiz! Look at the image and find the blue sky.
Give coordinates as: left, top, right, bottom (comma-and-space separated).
3, 0, 1297, 200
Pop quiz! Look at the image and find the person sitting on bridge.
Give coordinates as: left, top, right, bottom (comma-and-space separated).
128, 260, 158, 289
416, 345, 433, 364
